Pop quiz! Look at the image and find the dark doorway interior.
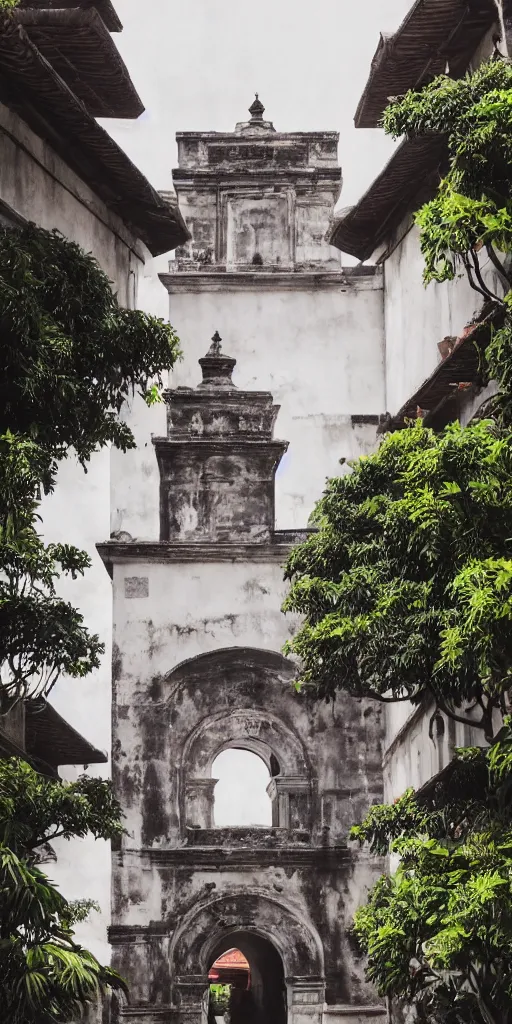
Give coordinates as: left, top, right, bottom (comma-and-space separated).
207, 932, 287, 1024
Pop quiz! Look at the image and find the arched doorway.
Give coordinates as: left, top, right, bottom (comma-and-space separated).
207, 932, 286, 1024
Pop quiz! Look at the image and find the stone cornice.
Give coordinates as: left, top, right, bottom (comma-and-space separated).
153, 438, 288, 454
160, 268, 382, 293
96, 539, 304, 576
172, 169, 342, 185
175, 131, 340, 141
117, 1009, 173, 1021
114, 844, 351, 869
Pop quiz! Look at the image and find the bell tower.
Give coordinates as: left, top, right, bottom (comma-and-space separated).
154, 332, 287, 543
102, 332, 385, 1024
168, 95, 342, 273
102, 95, 387, 1024
160, 99, 385, 530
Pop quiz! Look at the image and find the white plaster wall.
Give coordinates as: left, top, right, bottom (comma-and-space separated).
383, 702, 483, 804
112, 276, 385, 540
114, 560, 297, 687
383, 220, 499, 416
382, 26, 499, 418
0, 102, 143, 304
0, 102, 166, 960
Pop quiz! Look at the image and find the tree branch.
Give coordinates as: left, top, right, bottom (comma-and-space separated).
435, 696, 488, 734
486, 243, 512, 291
462, 254, 493, 301
470, 249, 503, 304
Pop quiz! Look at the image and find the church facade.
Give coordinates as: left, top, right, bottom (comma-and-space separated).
99, 99, 387, 1024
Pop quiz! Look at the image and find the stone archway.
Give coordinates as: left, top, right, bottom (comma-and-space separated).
167, 647, 313, 835
208, 932, 286, 1024
170, 890, 325, 1024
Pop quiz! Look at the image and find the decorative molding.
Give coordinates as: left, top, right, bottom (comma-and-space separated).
153, 437, 288, 455
350, 414, 381, 426
97, 539, 304, 575
114, 844, 351, 869
159, 268, 382, 294
119, 1008, 174, 1021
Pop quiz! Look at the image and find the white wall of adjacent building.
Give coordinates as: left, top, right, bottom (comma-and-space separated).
0, 97, 169, 960
379, 30, 502, 802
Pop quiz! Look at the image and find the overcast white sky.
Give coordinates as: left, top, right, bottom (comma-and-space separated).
102, 0, 411, 213
100, 0, 413, 819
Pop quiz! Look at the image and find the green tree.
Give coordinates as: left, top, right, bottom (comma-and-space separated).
0, 759, 127, 1023
0, 221, 182, 1019
0, 223, 180, 709
284, 419, 512, 738
283, 57, 512, 1024
283, 421, 512, 1024
382, 57, 512, 419
351, 729, 512, 1024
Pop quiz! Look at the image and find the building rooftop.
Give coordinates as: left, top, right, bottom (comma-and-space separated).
355, 0, 498, 129
328, 135, 447, 260
19, 0, 123, 32
0, 700, 107, 778
335, 0, 498, 259
388, 303, 503, 430
25, 700, 107, 770
14, 7, 143, 118
0, 13, 189, 255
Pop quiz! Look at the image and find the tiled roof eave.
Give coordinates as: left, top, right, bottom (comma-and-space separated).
390, 302, 504, 430
25, 700, 107, 767
15, 7, 144, 119
0, 16, 189, 255
355, 0, 498, 129
328, 134, 447, 259
18, 0, 123, 33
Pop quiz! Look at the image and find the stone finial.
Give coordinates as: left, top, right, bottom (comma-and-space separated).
207, 330, 223, 356
198, 331, 236, 389
249, 93, 265, 121
234, 94, 275, 134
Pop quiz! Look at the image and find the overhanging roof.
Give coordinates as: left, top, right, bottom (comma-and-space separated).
390, 303, 503, 429
0, 16, 189, 255
355, 0, 498, 129
15, 8, 143, 118
19, 0, 123, 33
328, 135, 447, 259
25, 701, 107, 767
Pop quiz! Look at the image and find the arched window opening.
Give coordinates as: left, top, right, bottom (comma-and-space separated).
212, 749, 272, 827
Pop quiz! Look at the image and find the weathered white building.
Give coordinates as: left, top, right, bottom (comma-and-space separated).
329, 0, 507, 802
4, 0, 511, 1015
0, 0, 188, 958
98, 99, 389, 1024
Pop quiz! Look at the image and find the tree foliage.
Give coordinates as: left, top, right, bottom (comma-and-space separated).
283, 56, 512, 1024
0, 223, 180, 708
0, 432, 102, 710
0, 221, 182, 1018
0, 224, 180, 466
284, 419, 512, 738
382, 58, 512, 298
383, 57, 512, 421
0, 760, 126, 1023
351, 725, 512, 1024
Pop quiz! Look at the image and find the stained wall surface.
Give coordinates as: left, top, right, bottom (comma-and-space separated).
0, 98, 154, 960
107, 105, 388, 1024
